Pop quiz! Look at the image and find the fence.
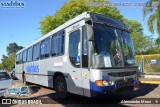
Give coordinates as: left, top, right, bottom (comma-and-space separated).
135, 54, 160, 75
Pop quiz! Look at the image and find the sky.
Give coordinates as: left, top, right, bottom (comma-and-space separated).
0, 0, 157, 62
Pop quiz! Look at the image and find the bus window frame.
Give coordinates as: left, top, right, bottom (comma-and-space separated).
51, 31, 65, 57
40, 37, 51, 60
27, 47, 33, 62
33, 42, 40, 61
22, 50, 27, 63
16, 54, 19, 64
19, 52, 23, 64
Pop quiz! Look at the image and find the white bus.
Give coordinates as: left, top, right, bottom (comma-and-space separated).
15, 12, 139, 98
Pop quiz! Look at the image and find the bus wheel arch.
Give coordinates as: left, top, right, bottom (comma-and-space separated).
53, 72, 67, 98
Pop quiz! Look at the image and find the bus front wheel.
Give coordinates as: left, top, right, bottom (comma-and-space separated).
55, 75, 67, 98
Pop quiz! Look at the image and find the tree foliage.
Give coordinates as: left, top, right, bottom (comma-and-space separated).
156, 37, 160, 45
1, 54, 15, 71
147, 46, 160, 54
143, 0, 160, 36
40, 0, 124, 35
7, 42, 23, 56
1, 43, 23, 71
0, 63, 3, 70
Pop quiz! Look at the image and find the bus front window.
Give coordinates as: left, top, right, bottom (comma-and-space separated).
91, 23, 136, 68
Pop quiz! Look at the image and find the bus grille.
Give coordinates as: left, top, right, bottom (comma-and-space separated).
115, 78, 134, 85
108, 71, 136, 77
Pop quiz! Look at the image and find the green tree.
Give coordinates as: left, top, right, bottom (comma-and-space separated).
0, 63, 3, 70
7, 42, 23, 56
143, 0, 160, 35
1, 43, 23, 71
147, 37, 160, 54
1, 55, 8, 62
40, 0, 124, 35
1, 54, 15, 71
132, 35, 153, 55
156, 37, 160, 45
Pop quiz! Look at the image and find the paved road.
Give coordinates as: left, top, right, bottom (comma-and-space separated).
0, 80, 160, 107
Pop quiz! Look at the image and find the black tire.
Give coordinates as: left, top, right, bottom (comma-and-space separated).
55, 75, 67, 98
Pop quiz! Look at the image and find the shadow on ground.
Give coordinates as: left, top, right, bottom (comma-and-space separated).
20, 83, 160, 104
0, 83, 158, 106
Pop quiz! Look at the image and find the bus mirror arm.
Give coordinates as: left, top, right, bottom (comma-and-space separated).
86, 25, 94, 71
86, 25, 94, 41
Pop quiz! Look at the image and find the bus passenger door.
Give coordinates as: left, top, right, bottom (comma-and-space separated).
67, 28, 83, 96
81, 26, 90, 97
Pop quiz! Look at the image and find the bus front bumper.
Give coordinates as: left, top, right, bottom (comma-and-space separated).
90, 80, 139, 97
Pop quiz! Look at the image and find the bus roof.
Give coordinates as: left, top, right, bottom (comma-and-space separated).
16, 12, 90, 54
16, 12, 126, 54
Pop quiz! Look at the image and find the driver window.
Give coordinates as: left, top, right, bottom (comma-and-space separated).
69, 30, 80, 67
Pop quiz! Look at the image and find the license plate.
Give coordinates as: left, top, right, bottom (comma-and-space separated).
133, 86, 139, 91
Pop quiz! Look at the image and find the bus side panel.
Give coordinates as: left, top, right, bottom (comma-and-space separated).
15, 63, 23, 80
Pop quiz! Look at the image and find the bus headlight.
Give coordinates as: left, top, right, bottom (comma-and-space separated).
96, 80, 114, 86
108, 80, 114, 85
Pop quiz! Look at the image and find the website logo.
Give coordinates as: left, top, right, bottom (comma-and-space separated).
2, 99, 11, 104
0, 1, 25, 8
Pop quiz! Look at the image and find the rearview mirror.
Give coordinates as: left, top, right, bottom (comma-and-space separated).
86, 25, 94, 41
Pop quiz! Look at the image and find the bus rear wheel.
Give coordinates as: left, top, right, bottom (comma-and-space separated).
55, 75, 67, 98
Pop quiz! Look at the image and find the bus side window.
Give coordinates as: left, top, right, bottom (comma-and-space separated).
40, 37, 50, 59
33, 43, 40, 60
69, 30, 80, 67
82, 26, 88, 68
45, 37, 50, 57
27, 47, 33, 62
52, 35, 57, 56
16, 54, 19, 64
19, 53, 23, 63
57, 32, 64, 55
51, 32, 64, 56
23, 50, 27, 63
41, 40, 45, 59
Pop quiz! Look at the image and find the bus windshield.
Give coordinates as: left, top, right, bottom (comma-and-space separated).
91, 23, 137, 68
